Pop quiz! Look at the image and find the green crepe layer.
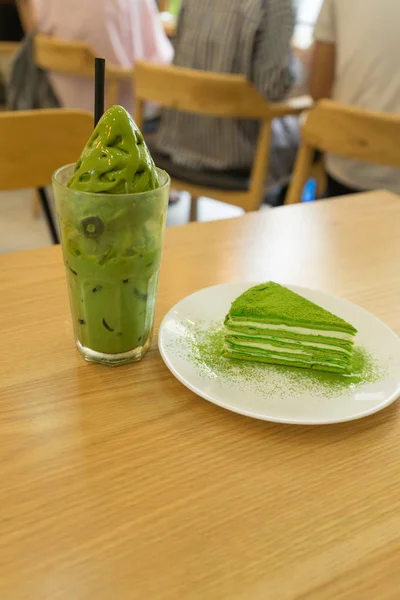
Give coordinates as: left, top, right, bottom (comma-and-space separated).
222, 348, 349, 374
229, 282, 358, 335
224, 338, 349, 367
224, 320, 354, 350
225, 333, 352, 358
223, 282, 358, 374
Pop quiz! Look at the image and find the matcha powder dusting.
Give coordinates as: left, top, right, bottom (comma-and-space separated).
169, 321, 386, 401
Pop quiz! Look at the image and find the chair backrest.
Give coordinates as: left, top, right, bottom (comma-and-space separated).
0, 109, 93, 190
134, 61, 274, 211
134, 61, 272, 121
0, 42, 20, 57
35, 35, 132, 107
285, 99, 400, 204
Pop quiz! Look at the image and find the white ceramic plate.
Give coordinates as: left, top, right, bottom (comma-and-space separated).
158, 283, 400, 425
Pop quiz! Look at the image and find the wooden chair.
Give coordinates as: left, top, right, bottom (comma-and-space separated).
285, 99, 400, 204
134, 61, 311, 220
34, 35, 132, 109
0, 109, 93, 243
0, 41, 20, 56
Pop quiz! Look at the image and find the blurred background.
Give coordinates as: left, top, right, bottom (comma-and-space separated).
1, 0, 399, 252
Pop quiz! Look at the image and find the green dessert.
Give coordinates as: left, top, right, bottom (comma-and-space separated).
55, 105, 169, 363
68, 105, 159, 193
223, 282, 358, 374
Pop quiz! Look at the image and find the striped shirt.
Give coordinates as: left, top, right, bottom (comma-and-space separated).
156, 0, 299, 185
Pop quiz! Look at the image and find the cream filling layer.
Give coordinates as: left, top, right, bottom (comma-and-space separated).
226, 333, 351, 356
226, 319, 353, 341
227, 339, 350, 358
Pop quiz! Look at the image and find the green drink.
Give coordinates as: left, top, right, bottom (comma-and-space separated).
53, 106, 170, 365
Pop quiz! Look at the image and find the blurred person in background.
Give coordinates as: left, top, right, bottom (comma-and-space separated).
311, 0, 400, 196
15, 0, 173, 112
156, 0, 301, 197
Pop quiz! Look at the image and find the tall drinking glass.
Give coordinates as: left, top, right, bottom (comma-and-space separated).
53, 164, 170, 366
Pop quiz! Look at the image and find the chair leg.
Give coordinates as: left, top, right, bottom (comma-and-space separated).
285, 144, 314, 205
189, 196, 198, 222
37, 187, 59, 244
32, 190, 42, 219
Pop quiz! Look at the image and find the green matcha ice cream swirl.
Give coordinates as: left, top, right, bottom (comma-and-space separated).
68, 105, 160, 194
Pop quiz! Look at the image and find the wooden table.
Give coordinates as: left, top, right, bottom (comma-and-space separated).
1, 191, 400, 599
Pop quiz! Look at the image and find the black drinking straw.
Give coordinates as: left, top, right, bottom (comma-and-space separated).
94, 57, 106, 127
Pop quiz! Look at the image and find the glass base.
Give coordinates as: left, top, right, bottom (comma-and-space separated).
76, 337, 151, 366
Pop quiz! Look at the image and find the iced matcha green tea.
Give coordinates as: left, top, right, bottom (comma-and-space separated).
53, 106, 170, 365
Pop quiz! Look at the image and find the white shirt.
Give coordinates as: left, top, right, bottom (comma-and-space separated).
314, 0, 400, 194
33, 0, 173, 113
